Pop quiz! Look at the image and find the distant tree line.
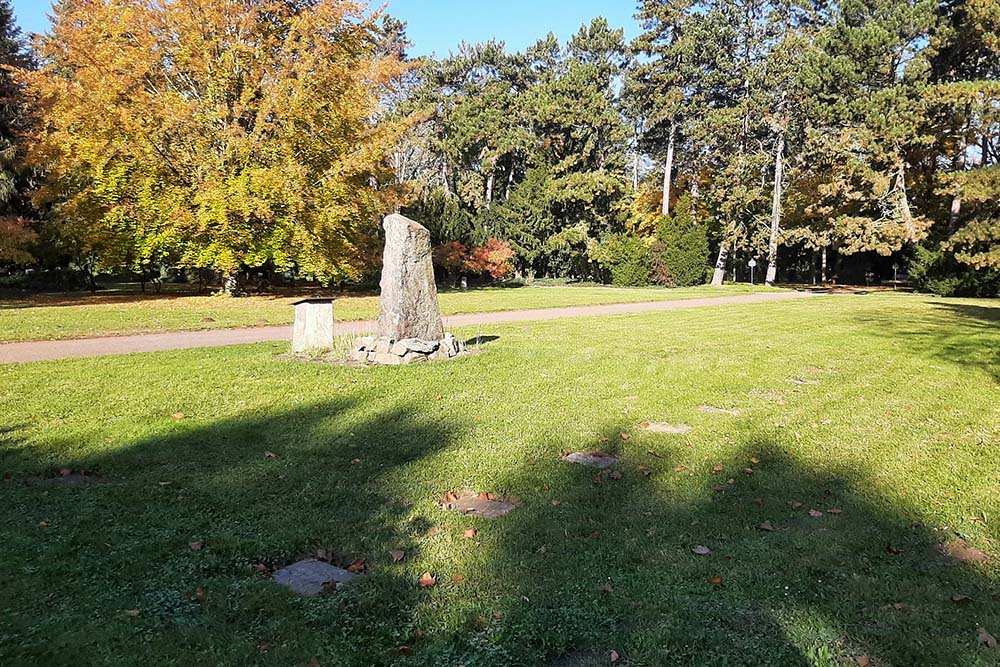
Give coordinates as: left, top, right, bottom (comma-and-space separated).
0, 0, 998, 296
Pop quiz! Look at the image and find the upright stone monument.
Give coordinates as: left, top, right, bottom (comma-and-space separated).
351, 213, 463, 364
377, 214, 445, 341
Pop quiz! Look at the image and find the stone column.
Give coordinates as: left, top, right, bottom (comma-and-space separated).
377, 214, 444, 341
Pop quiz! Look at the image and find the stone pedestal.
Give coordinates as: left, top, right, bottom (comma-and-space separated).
291, 298, 335, 353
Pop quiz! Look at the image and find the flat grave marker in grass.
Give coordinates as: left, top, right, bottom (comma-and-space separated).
272, 558, 357, 596
562, 452, 618, 469
641, 421, 692, 434
440, 491, 516, 518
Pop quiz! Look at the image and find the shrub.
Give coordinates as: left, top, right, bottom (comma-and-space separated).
590, 233, 651, 287
654, 196, 709, 287
433, 238, 517, 281
909, 245, 1000, 297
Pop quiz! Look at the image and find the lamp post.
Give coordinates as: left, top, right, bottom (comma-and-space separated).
892, 263, 899, 291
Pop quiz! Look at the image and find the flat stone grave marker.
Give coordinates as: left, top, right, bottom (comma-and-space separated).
562, 452, 618, 469
272, 558, 356, 596
440, 492, 515, 518
699, 406, 741, 416
642, 422, 692, 435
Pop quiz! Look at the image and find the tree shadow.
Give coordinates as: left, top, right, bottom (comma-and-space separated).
851, 298, 1000, 383
2, 404, 997, 666
0, 397, 468, 665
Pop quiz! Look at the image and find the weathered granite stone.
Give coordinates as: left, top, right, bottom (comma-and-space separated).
291, 298, 335, 353
389, 340, 409, 356
354, 336, 375, 352
374, 352, 403, 365
429, 346, 450, 362
401, 351, 428, 364
377, 214, 445, 341
374, 338, 393, 354
401, 338, 439, 354
272, 559, 356, 596
562, 452, 618, 469
443, 332, 461, 357
441, 492, 515, 518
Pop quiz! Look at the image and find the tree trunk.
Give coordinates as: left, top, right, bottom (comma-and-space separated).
821, 246, 828, 284
632, 152, 639, 192
441, 163, 450, 195
711, 242, 729, 286
485, 171, 495, 210
765, 129, 784, 287
661, 120, 676, 217
221, 273, 238, 297
948, 126, 968, 233
894, 164, 916, 241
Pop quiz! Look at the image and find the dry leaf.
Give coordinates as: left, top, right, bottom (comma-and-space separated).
610, 650, 620, 662
390, 550, 405, 563
551, 499, 561, 506
346, 559, 366, 573
711, 465, 725, 473
478, 492, 489, 500
692, 545, 712, 556
453, 575, 465, 582
885, 544, 903, 555
609, 471, 623, 480
759, 521, 775, 532
418, 572, 436, 587
172, 412, 185, 420
194, 588, 206, 601
977, 627, 997, 648
620, 433, 631, 441
264, 451, 277, 459
445, 491, 459, 503
675, 465, 686, 472
827, 508, 843, 514
398, 646, 414, 656
808, 510, 824, 518
598, 583, 614, 593
892, 602, 907, 610
464, 528, 477, 539
189, 540, 204, 551
854, 656, 871, 667
788, 500, 803, 509
951, 593, 973, 604
125, 609, 141, 616
707, 576, 723, 585
749, 457, 760, 464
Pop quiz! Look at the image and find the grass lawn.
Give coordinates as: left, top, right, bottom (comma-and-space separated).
0, 283, 775, 342
1, 293, 998, 666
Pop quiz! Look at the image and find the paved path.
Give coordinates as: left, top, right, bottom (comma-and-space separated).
0, 291, 816, 363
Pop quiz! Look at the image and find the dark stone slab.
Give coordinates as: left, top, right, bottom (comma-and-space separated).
562, 452, 618, 469
272, 559, 356, 596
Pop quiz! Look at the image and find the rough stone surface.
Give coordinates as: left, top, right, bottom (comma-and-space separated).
353, 333, 463, 365
377, 214, 444, 341
272, 559, 356, 596
354, 336, 375, 352
441, 492, 515, 518
374, 352, 403, 365
563, 452, 618, 469
643, 422, 692, 434
401, 351, 428, 364
374, 338, 393, 354
291, 299, 335, 353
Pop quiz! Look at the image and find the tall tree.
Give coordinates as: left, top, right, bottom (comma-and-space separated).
21, 0, 408, 293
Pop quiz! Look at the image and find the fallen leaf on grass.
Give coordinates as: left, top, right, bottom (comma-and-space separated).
978, 627, 997, 648
463, 528, 477, 539
885, 544, 903, 555
172, 412, 185, 420
808, 510, 824, 518
390, 550, 405, 563
346, 559, 366, 573
452, 575, 465, 582
750, 457, 760, 464
418, 572, 436, 587
854, 656, 871, 666
827, 508, 843, 514
194, 588, 206, 601
620, 433, 631, 441
598, 583, 614, 593
551, 499, 561, 506
445, 491, 459, 503
711, 485, 724, 492
707, 576, 723, 585
264, 451, 277, 459
189, 540, 204, 551
951, 594, 973, 604
125, 609, 141, 616
611, 650, 620, 662
743, 468, 755, 475
647, 450, 664, 459
609, 471, 623, 480
788, 500, 803, 509
692, 545, 712, 556
398, 646, 414, 656
711, 465, 725, 473
759, 521, 776, 532
675, 465, 686, 472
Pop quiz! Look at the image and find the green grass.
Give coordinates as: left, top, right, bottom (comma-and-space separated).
0, 283, 772, 342
1, 293, 997, 666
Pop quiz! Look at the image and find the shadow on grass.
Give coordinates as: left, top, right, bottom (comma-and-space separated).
1, 407, 996, 666
852, 298, 1000, 383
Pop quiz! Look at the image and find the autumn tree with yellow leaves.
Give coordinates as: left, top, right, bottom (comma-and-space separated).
21, 0, 409, 292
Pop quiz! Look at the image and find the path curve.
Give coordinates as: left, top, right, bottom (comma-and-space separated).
0, 291, 816, 363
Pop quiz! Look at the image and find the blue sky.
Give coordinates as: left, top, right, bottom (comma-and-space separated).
10, 1, 640, 56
